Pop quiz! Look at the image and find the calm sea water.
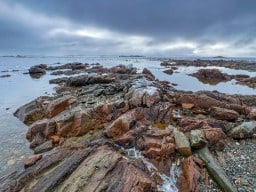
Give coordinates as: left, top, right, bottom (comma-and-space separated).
0, 55, 255, 176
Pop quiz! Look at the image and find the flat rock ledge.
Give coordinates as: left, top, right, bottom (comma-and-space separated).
1, 64, 256, 192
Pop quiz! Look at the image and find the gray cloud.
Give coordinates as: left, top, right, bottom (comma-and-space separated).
1, 0, 256, 56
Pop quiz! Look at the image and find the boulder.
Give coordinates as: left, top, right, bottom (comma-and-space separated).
228, 121, 256, 139
173, 128, 192, 157
204, 128, 226, 151
28, 64, 47, 74
142, 68, 155, 81
189, 129, 207, 149
163, 69, 174, 75
211, 107, 239, 121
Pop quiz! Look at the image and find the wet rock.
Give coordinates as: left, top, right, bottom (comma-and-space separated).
23, 154, 42, 168
211, 107, 239, 121
142, 68, 155, 81
173, 128, 192, 157
190, 69, 231, 85
189, 129, 207, 149
0, 74, 11, 78
163, 69, 173, 75
34, 140, 53, 154
228, 121, 256, 139
160, 61, 175, 66
29, 64, 47, 74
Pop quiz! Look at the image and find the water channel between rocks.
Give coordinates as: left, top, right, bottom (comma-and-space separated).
123, 147, 180, 192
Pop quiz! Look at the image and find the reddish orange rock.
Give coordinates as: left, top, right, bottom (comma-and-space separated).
177, 156, 201, 192
182, 103, 195, 109
50, 135, 60, 144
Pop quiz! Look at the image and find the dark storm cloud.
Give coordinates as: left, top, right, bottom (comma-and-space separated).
8, 0, 256, 39
1, 0, 256, 56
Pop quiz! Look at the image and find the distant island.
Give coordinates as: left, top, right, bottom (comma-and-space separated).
119, 55, 144, 58
1, 55, 30, 58
213, 56, 226, 59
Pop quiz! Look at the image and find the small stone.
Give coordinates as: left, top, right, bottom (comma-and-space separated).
50, 135, 60, 144
7, 159, 16, 166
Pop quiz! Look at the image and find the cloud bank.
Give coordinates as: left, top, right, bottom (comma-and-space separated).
0, 0, 256, 56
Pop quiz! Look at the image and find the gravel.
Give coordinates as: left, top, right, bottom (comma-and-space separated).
199, 139, 256, 192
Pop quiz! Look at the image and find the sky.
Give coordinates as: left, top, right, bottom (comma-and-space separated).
0, 0, 256, 56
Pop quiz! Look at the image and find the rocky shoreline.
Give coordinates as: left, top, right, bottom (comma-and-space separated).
0, 60, 255, 192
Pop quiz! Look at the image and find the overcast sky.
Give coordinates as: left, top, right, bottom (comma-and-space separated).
0, 0, 256, 56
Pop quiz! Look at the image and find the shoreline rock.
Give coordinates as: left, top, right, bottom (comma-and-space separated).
3, 62, 256, 192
